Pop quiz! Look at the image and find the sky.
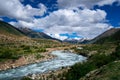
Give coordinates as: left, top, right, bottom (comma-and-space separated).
0, 0, 120, 40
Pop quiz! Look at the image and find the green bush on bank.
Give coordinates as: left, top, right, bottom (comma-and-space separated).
65, 62, 96, 80
37, 48, 47, 52
35, 53, 44, 59
0, 44, 47, 61
64, 44, 120, 80
65, 53, 116, 80
89, 53, 116, 68
113, 45, 120, 59
0, 48, 20, 59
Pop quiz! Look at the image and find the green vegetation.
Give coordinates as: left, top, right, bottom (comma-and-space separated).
65, 62, 96, 80
35, 53, 44, 59
95, 29, 120, 44
0, 20, 120, 80
63, 30, 120, 80
20, 29, 120, 80
0, 48, 20, 59
0, 40, 62, 61
28, 43, 119, 80
0, 21, 23, 36
81, 61, 120, 80
0, 22, 68, 61
113, 44, 120, 59
0, 21, 70, 62
90, 53, 115, 67
48, 29, 120, 80
72, 44, 116, 57
0, 35, 68, 62
54, 42, 117, 80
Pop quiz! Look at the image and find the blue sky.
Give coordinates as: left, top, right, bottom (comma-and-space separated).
0, 0, 120, 40
94, 1, 120, 27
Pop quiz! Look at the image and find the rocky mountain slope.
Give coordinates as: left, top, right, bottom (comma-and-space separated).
90, 28, 120, 44
18, 27, 61, 42
0, 21, 24, 36
0, 20, 67, 71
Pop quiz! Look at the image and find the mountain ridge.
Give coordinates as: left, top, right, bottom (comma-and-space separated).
18, 27, 61, 41
0, 21, 24, 36
90, 28, 120, 43
91, 28, 120, 44
0, 20, 61, 41
77, 28, 120, 44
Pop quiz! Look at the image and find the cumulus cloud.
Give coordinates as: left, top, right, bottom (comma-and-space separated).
57, 0, 120, 9
0, 0, 46, 21
50, 34, 68, 40
4, 0, 116, 40
38, 9, 112, 39
10, 8, 112, 39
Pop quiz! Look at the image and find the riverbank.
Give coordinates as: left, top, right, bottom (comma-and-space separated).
23, 44, 120, 80
0, 47, 71, 71
27, 67, 70, 80
0, 49, 53, 71
0, 49, 86, 80
21, 46, 87, 80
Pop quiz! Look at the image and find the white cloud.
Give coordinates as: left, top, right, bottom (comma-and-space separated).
9, 20, 35, 29
0, 0, 46, 21
50, 34, 68, 40
39, 9, 112, 39
57, 0, 120, 9
37, 8, 107, 27
10, 8, 112, 39
6, 0, 116, 40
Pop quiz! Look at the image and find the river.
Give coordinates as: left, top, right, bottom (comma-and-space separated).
0, 50, 86, 80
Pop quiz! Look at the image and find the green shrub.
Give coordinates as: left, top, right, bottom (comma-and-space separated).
37, 48, 46, 52
65, 62, 96, 80
0, 48, 20, 59
64, 49, 118, 80
35, 54, 44, 59
111, 45, 120, 60
23, 46, 31, 50
90, 54, 116, 68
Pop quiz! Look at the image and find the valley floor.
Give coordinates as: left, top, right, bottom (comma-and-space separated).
22, 43, 120, 80
0, 47, 71, 71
